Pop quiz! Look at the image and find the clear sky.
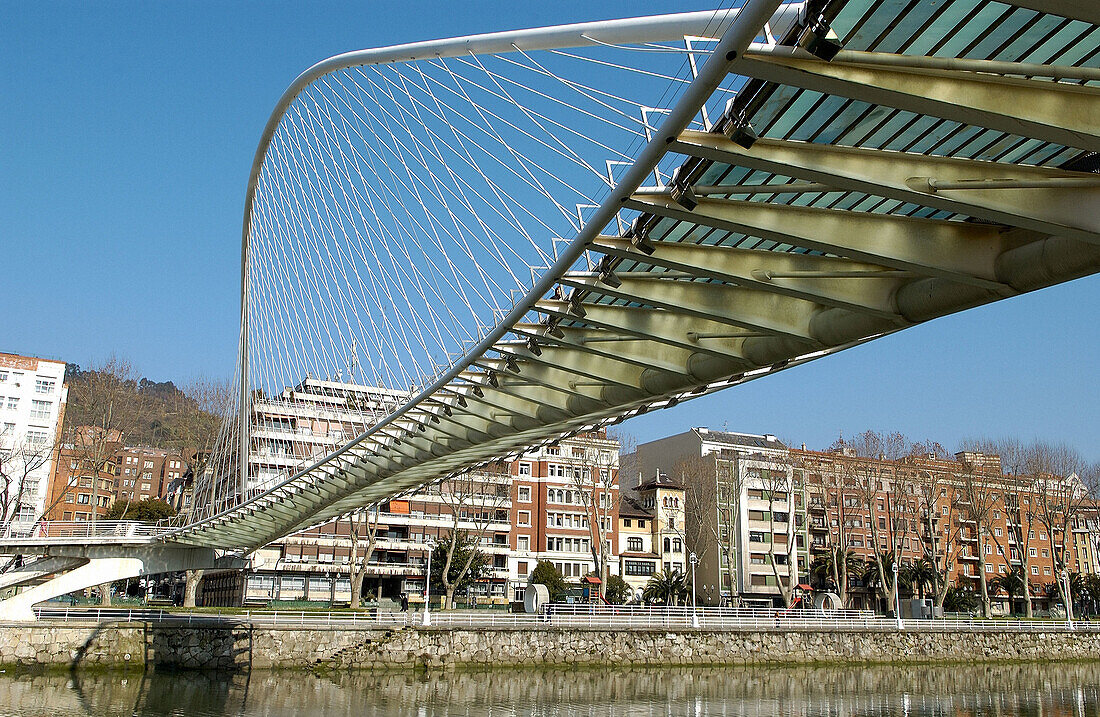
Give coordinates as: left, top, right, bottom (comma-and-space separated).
3, 2, 1097, 461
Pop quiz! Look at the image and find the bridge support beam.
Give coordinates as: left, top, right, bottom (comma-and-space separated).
0, 545, 236, 622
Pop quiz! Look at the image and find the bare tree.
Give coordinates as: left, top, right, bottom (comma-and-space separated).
162, 377, 232, 608
0, 439, 55, 533
804, 450, 861, 608
955, 456, 1003, 618
437, 465, 510, 609
569, 432, 618, 599
911, 462, 963, 612
756, 462, 799, 608
1029, 440, 1093, 619
348, 505, 381, 608
842, 431, 915, 615
63, 357, 147, 606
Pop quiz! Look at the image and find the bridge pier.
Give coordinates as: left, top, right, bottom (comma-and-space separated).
0, 545, 234, 622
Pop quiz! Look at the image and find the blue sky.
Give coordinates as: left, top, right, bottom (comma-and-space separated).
2, 2, 1097, 461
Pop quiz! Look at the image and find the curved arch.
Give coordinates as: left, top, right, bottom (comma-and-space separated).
225, 2, 790, 511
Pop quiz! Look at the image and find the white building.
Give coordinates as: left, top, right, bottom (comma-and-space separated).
0, 352, 67, 533
633, 429, 808, 607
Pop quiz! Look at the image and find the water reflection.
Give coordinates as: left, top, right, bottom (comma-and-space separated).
0, 662, 1097, 716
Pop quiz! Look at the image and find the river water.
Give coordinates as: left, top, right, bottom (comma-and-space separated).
1, 662, 1097, 716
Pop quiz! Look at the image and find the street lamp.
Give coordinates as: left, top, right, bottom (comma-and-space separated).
422, 545, 433, 627
892, 561, 903, 630
689, 552, 699, 628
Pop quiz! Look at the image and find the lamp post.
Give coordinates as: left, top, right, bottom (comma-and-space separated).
689, 552, 699, 628
422, 546, 433, 627
893, 561, 903, 630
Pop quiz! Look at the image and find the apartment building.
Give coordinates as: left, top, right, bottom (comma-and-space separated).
795, 446, 1094, 613
633, 428, 810, 607
200, 376, 520, 607
509, 431, 620, 602
0, 352, 68, 532
116, 447, 186, 503
44, 429, 121, 521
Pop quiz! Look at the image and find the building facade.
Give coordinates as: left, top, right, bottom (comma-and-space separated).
0, 353, 68, 533
634, 429, 809, 607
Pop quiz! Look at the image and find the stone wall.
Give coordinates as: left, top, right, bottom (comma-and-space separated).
3, 621, 1100, 671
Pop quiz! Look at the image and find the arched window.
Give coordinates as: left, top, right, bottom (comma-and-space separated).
663, 537, 671, 553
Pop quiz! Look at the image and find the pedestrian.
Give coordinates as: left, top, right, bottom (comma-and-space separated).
400, 592, 409, 611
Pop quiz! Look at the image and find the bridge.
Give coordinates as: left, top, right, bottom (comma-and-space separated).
1, 0, 1098, 620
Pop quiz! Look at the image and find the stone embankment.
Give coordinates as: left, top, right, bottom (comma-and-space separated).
3, 621, 1099, 671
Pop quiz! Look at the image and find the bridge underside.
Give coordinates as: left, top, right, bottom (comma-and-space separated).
163, 0, 1099, 551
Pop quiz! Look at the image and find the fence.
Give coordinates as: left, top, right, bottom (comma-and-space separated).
1, 520, 166, 540
30, 606, 1100, 633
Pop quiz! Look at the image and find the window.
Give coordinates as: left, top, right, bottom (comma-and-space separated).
672, 538, 682, 553
663, 537, 671, 553
624, 560, 655, 576
517, 510, 530, 527
627, 537, 643, 552
143, 460, 153, 469
545, 446, 561, 456
623, 519, 632, 528
994, 527, 1002, 537
1044, 567, 1051, 576
518, 561, 529, 577
30, 400, 51, 420
986, 563, 994, 573
517, 486, 531, 502
1030, 547, 1037, 558
25, 430, 48, 445
942, 506, 948, 516
0, 371, 6, 382
517, 536, 529, 551
667, 516, 675, 530
34, 379, 55, 395
77, 494, 90, 505
1032, 566, 1039, 575
1, 423, 12, 436
985, 543, 992, 555
6, 397, 18, 410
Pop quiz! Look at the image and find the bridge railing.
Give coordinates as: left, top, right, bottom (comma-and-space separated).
29, 606, 1100, 633
1, 521, 167, 540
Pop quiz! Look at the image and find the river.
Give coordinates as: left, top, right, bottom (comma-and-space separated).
0, 662, 1097, 715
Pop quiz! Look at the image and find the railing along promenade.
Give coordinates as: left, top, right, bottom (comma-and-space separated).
30, 606, 1100, 633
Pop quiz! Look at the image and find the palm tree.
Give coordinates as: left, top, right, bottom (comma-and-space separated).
643, 570, 688, 605
989, 566, 1027, 616
901, 558, 938, 601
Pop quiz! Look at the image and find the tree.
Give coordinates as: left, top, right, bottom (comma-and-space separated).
989, 566, 1028, 616
842, 431, 917, 616
804, 449, 863, 607
960, 436, 1040, 617
1028, 440, 1094, 621
347, 506, 382, 608
643, 570, 688, 605
529, 560, 568, 601
568, 431, 619, 600
955, 456, 1003, 618
912, 461, 964, 612
64, 357, 147, 607
901, 557, 939, 601
0, 438, 56, 532
436, 465, 510, 609
429, 530, 489, 606
105, 498, 175, 521
604, 574, 632, 605
756, 462, 800, 608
